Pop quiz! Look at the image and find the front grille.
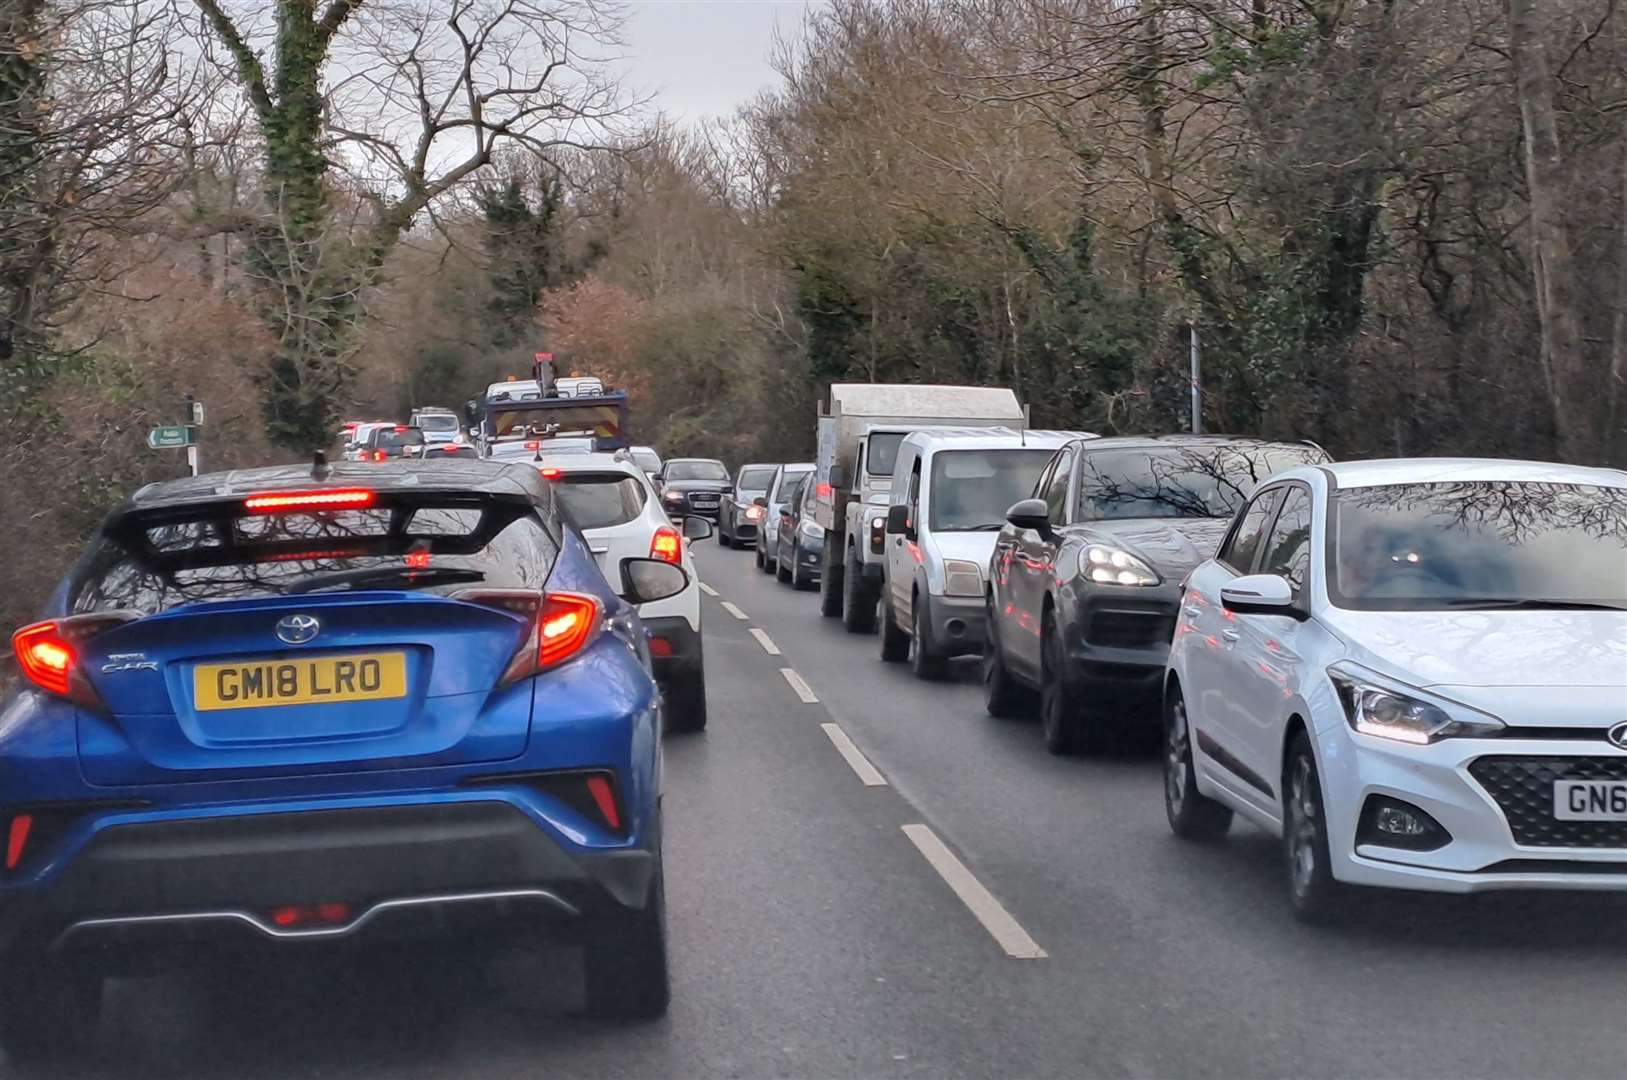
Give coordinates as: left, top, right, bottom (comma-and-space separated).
685, 491, 721, 509
1087, 609, 1174, 648
1467, 756, 1627, 849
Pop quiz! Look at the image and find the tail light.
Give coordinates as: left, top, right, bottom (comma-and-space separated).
539, 466, 562, 479
650, 526, 682, 565
454, 589, 602, 683
373, 450, 387, 461
12, 612, 141, 708
463, 769, 625, 834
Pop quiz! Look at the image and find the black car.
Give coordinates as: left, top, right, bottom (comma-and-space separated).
718, 463, 779, 548
655, 458, 731, 520
985, 435, 1331, 755
360, 425, 427, 461
771, 472, 824, 590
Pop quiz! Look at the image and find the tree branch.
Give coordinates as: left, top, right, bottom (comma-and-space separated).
191, 0, 273, 123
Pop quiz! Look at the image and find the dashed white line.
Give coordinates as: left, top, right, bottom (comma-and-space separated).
720, 601, 748, 621
779, 667, 819, 703
749, 628, 781, 655
820, 723, 887, 786
901, 824, 1048, 960
698, 582, 718, 597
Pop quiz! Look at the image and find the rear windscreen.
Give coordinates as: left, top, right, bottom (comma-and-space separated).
866, 432, 906, 477
738, 465, 777, 491
376, 429, 425, 449
417, 415, 459, 432
553, 474, 649, 530
71, 497, 559, 615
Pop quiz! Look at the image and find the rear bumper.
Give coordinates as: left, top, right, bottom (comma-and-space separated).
642, 615, 702, 686
0, 798, 656, 962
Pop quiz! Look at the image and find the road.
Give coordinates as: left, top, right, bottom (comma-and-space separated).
19, 542, 1627, 1080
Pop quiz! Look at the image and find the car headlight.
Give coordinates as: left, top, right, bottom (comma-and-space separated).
1080, 545, 1160, 586
662, 490, 684, 503
798, 519, 823, 541
745, 505, 765, 521
943, 559, 983, 597
1327, 663, 1505, 744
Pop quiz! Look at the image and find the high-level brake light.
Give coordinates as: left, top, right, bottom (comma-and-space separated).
243, 488, 377, 514
539, 466, 562, 480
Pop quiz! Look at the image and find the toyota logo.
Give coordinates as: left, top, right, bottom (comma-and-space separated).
276, 614, 321, 645
1609, 722, 1627, 752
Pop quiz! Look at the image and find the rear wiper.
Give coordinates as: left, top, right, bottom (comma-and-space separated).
1438, 598, 1627, 612
286, 567, 486, 594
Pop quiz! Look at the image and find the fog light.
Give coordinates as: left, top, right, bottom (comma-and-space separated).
1357, 795, 1450, 852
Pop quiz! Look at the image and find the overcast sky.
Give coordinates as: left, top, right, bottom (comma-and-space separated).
618, 1, 822, 122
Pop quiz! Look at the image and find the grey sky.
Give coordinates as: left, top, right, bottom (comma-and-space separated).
618, 1, 822, 122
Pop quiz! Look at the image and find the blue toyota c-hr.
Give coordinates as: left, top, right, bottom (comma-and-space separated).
0, 459, 685, 1060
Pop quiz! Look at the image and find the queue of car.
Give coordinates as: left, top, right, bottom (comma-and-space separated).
709, 384, 1627, 922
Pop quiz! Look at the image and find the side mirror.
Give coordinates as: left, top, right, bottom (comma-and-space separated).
829, 464, 849, 490
681, 515, 714, 541
619, 557, 691, 605
885, 504, 912, 539
1006, 498, 1051, 534
1220, 574, 1302, 619
752, 495, 768, 508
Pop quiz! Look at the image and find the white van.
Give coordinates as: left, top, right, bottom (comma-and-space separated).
879, 428, 1094, 678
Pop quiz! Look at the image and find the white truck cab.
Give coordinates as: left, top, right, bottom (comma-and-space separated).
878, 429, 1094, 677
812, 384, 1028, 634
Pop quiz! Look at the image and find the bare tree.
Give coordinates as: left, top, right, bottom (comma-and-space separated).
188, 0, 632, 448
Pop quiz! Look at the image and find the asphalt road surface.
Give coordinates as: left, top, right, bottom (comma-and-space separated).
17, 542, 1627, 1079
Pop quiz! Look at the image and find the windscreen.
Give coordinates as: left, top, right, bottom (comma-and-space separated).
1330, 482, 1627, 610
929, 449, 1056, 531
376, 429, 425, 449
665, 460, 728, 482
1076, 445, 1323, 521
71, 498, 557, 615
553, 474, 649, 530
491, 402, 621, 443
417, 414, 459, 432
738, 465, 778, 491
866, 432, 907, 477
631, 448, 662, 473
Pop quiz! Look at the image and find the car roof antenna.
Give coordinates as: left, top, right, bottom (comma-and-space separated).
312, 449, 331, 480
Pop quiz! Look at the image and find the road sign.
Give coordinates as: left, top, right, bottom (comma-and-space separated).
188, 400, 205, 425
147, 425, 195, 449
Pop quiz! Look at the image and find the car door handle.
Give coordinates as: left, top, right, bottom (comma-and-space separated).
1220, 628, 1240, 644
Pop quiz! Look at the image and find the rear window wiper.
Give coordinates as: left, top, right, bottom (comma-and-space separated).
1437, 598, 1627, 612
285, 567, 486, 594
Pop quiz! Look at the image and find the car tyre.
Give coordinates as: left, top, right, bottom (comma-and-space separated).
819, 541, 843, 617
983, 614, 1032, 719
841, 546, 878, 634
908, 596, 949, 680
879, 592, 909, 662
755, 541, 768, 571
1283, 733, 1350, 923
664, 663, 708, 734
1039, 613, 1080, 755
1163, 683, 1233, 841
582, 861, 671, 1019
0, 955, 102, 1061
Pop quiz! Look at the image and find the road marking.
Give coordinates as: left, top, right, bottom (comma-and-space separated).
720, 601, 748, 621
749, 628, 781, 655
900, 824, 1047, 960
780, 667, 819, 703
698, 582, 718, 597
821, 723, 887, 786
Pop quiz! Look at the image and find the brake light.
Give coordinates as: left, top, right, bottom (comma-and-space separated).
5, 815, 32, 871
11, 612, 138, 707
373, 450, 387, 461
244, 488, 376, 514
539, 466, 562, 479
525, 440, 541, 450
538, 593, 600, 669
404, 549, 431, 569
650, 526, 682, 564
817, 482, 833, 498
394, 425, 409, 432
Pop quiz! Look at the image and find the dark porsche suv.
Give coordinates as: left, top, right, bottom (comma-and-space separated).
983, 435, 1330, 755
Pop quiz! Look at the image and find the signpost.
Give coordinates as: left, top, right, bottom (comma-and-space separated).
147, 394, 204, 475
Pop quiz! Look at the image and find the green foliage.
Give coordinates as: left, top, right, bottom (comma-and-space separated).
477, 172, 566, 349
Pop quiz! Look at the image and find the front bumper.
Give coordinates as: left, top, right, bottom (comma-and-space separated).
793, 534, 824, 578
0, 796, 657, 961
1317, 727, 1627, 894
1056, 581, 1181, 705
921, 592, 985, 658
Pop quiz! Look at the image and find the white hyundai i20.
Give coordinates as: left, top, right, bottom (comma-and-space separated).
1164, 458, 1627, 921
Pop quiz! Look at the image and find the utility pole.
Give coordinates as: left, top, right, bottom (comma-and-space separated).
1189, 325, 1202, 435
184, 395, 204, 476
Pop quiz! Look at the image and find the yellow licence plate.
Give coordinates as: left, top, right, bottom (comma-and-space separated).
193, 652, 407, 711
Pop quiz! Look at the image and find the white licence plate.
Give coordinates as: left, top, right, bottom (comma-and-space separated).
1553, 780, 1627, 821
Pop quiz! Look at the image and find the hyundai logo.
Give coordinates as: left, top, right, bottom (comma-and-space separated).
276, 614, 321, 645
1609, 722, 1627, 752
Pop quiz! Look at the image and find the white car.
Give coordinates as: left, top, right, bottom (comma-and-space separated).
484, 437, 594, 463
537, 451, 713, 732
1165, 457, 1627, 920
